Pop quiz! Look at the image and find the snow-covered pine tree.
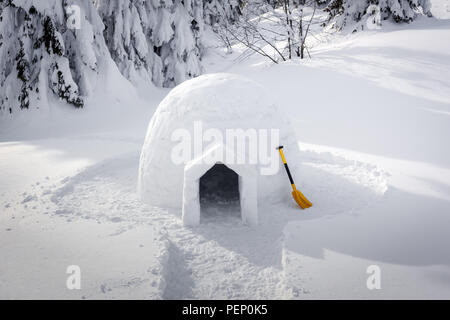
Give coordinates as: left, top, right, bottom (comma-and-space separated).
0, 0, 109, 115
148, 0, 204, 87
15, 40, 31, 110
98, 0, 204, 87
203, 0, 243, 53
203, 0, 242, 27
0, 2, 37, 114
98, 0, 152, 84
1, 0, 205, 116
324, 0, 432, 31
169, 0, 203, 85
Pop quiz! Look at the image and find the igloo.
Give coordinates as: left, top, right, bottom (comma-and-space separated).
138, 73, 301, 226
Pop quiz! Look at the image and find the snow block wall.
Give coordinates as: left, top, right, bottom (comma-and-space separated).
138, 73, 301, 226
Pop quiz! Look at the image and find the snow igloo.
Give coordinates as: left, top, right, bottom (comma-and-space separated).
138, 73, 301, 226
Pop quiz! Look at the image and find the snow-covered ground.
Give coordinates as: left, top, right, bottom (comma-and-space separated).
1, 5, 450, 299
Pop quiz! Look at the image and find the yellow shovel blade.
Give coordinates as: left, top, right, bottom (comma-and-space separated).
292, 189, 312, 209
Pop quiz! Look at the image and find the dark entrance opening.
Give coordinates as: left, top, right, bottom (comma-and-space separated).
199, 163, 240, 221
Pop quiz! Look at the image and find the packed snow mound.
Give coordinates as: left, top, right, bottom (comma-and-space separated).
138, 73, 301, 211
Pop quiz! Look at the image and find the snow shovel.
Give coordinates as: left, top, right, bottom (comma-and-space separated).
277, 146, 312, 209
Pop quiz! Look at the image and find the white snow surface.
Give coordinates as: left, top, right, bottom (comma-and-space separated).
1, 5, 450, 299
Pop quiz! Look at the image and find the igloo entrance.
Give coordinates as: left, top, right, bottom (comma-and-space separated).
180, 144, 258, 226
199, 164, 241, 221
